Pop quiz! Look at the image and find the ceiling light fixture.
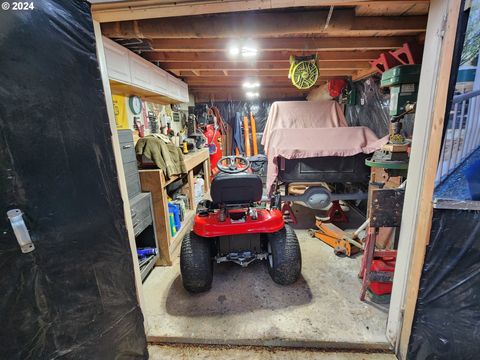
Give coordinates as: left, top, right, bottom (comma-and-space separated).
228, 45, 240, 56
241, 46, 258, 58
246, 91, 260, 99
242, 81, 261, 89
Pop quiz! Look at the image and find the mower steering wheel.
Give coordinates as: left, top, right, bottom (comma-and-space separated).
217, 156, 250, 174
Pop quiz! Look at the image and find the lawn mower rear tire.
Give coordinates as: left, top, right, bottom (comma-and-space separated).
267, 224, 302, 285
180, 231, 213, 293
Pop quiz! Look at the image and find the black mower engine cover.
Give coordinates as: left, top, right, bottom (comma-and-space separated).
217, 233, 263, 256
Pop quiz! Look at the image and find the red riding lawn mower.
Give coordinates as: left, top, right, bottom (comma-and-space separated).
180, 155, 302, 293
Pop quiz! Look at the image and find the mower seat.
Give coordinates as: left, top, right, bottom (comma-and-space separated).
211, 172, 263, 205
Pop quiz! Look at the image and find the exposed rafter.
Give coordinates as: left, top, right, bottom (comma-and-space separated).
148, 36, 414, 52
160, 61, 369, 71
92, 0, 429, 23
142, 50, 384, 62
101, 10, 427, 39
97, 0, 428, 101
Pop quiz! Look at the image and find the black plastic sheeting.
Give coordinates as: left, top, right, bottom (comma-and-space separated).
407, 208, 480, 360
198, 100, 274, 132
198, 98, 305, 155
0, 1, 147, 359
346, 76, 414, 139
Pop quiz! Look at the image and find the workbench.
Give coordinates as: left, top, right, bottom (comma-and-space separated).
139, 148, 210, 266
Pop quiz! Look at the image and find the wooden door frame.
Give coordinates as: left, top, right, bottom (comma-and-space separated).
92, 20, 148, 332
386, 0, 463, 358
91, 1, 464, 355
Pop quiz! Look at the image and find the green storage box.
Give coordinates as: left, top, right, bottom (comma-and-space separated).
381, 65, 422, 87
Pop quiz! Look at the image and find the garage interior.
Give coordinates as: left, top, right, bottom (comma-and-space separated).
95, 0, 430, 351
3, 0, 479, 359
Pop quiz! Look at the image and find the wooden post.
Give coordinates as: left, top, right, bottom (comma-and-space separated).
139, 171, 173, 266
92, 20, 147, 323
203, 160, 211, 193
385, 0, 463, 358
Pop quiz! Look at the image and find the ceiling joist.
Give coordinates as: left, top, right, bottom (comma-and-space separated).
101, 10, 427, 39
142, 50, 384, 62
161, 61, 369, 71
148, 36, 414, 52
92, 0, 429, 23
96, 0, 428, 101
176, 70, 354, 77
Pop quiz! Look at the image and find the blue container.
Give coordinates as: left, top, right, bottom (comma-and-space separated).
463, 159, 480, 200
137, 247, 157, 259
168, 202, 181, 231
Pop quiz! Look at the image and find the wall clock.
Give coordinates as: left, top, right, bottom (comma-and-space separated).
128, 95, 142, 115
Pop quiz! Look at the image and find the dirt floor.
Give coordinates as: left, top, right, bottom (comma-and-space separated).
148, 344, 396, 359
143, 204, 390, 350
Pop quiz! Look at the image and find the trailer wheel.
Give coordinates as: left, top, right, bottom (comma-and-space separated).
180, 231, 213, 293
266, 224, 302, 285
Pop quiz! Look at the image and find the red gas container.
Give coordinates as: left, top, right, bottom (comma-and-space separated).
369, 258, 396, 296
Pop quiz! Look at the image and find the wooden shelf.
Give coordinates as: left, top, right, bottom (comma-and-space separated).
138, 148, 210, 266
169, 210, 195, 261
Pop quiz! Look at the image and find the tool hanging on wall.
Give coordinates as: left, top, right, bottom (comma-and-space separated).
243, 115, 251, 156
250, 113, 258, 155
288, 54, 319, 90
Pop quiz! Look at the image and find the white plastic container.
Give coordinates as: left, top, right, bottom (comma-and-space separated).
194, 177, 205, 205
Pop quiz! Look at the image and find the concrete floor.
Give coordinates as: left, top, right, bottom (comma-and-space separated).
149, 344, 396, 359
143, 205, 390, 350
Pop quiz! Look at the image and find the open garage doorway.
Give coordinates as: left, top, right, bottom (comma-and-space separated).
90, 0, 464, 357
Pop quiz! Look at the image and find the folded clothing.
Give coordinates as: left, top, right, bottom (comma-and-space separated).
135, 135, 187, 178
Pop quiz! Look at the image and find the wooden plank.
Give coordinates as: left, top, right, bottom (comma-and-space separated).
159, 61, 370, 71
186, 82, 328, 89
189, 86, 319, 92
203, 160, 211, 193
352, 67, 379, 81
396, 0, 461, 357
193, 91, 308, 102
100, 10, 426, 39
109, 79, 183, 104
139, 170, 173, 266
182, 70, 353, 77
92, 0, 427, 23
93, 21, 147, 320
149, 36, 415, 51
186, 170, 196, 212
190, 90, 311, 101
183, 148, 209, 171
184, 79, 318, 86
143, 50, 383, 63
355, 2, 430, 16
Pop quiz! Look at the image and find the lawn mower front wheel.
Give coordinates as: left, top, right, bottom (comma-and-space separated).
267, 224, 302, 285
180, 231, 213, 293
